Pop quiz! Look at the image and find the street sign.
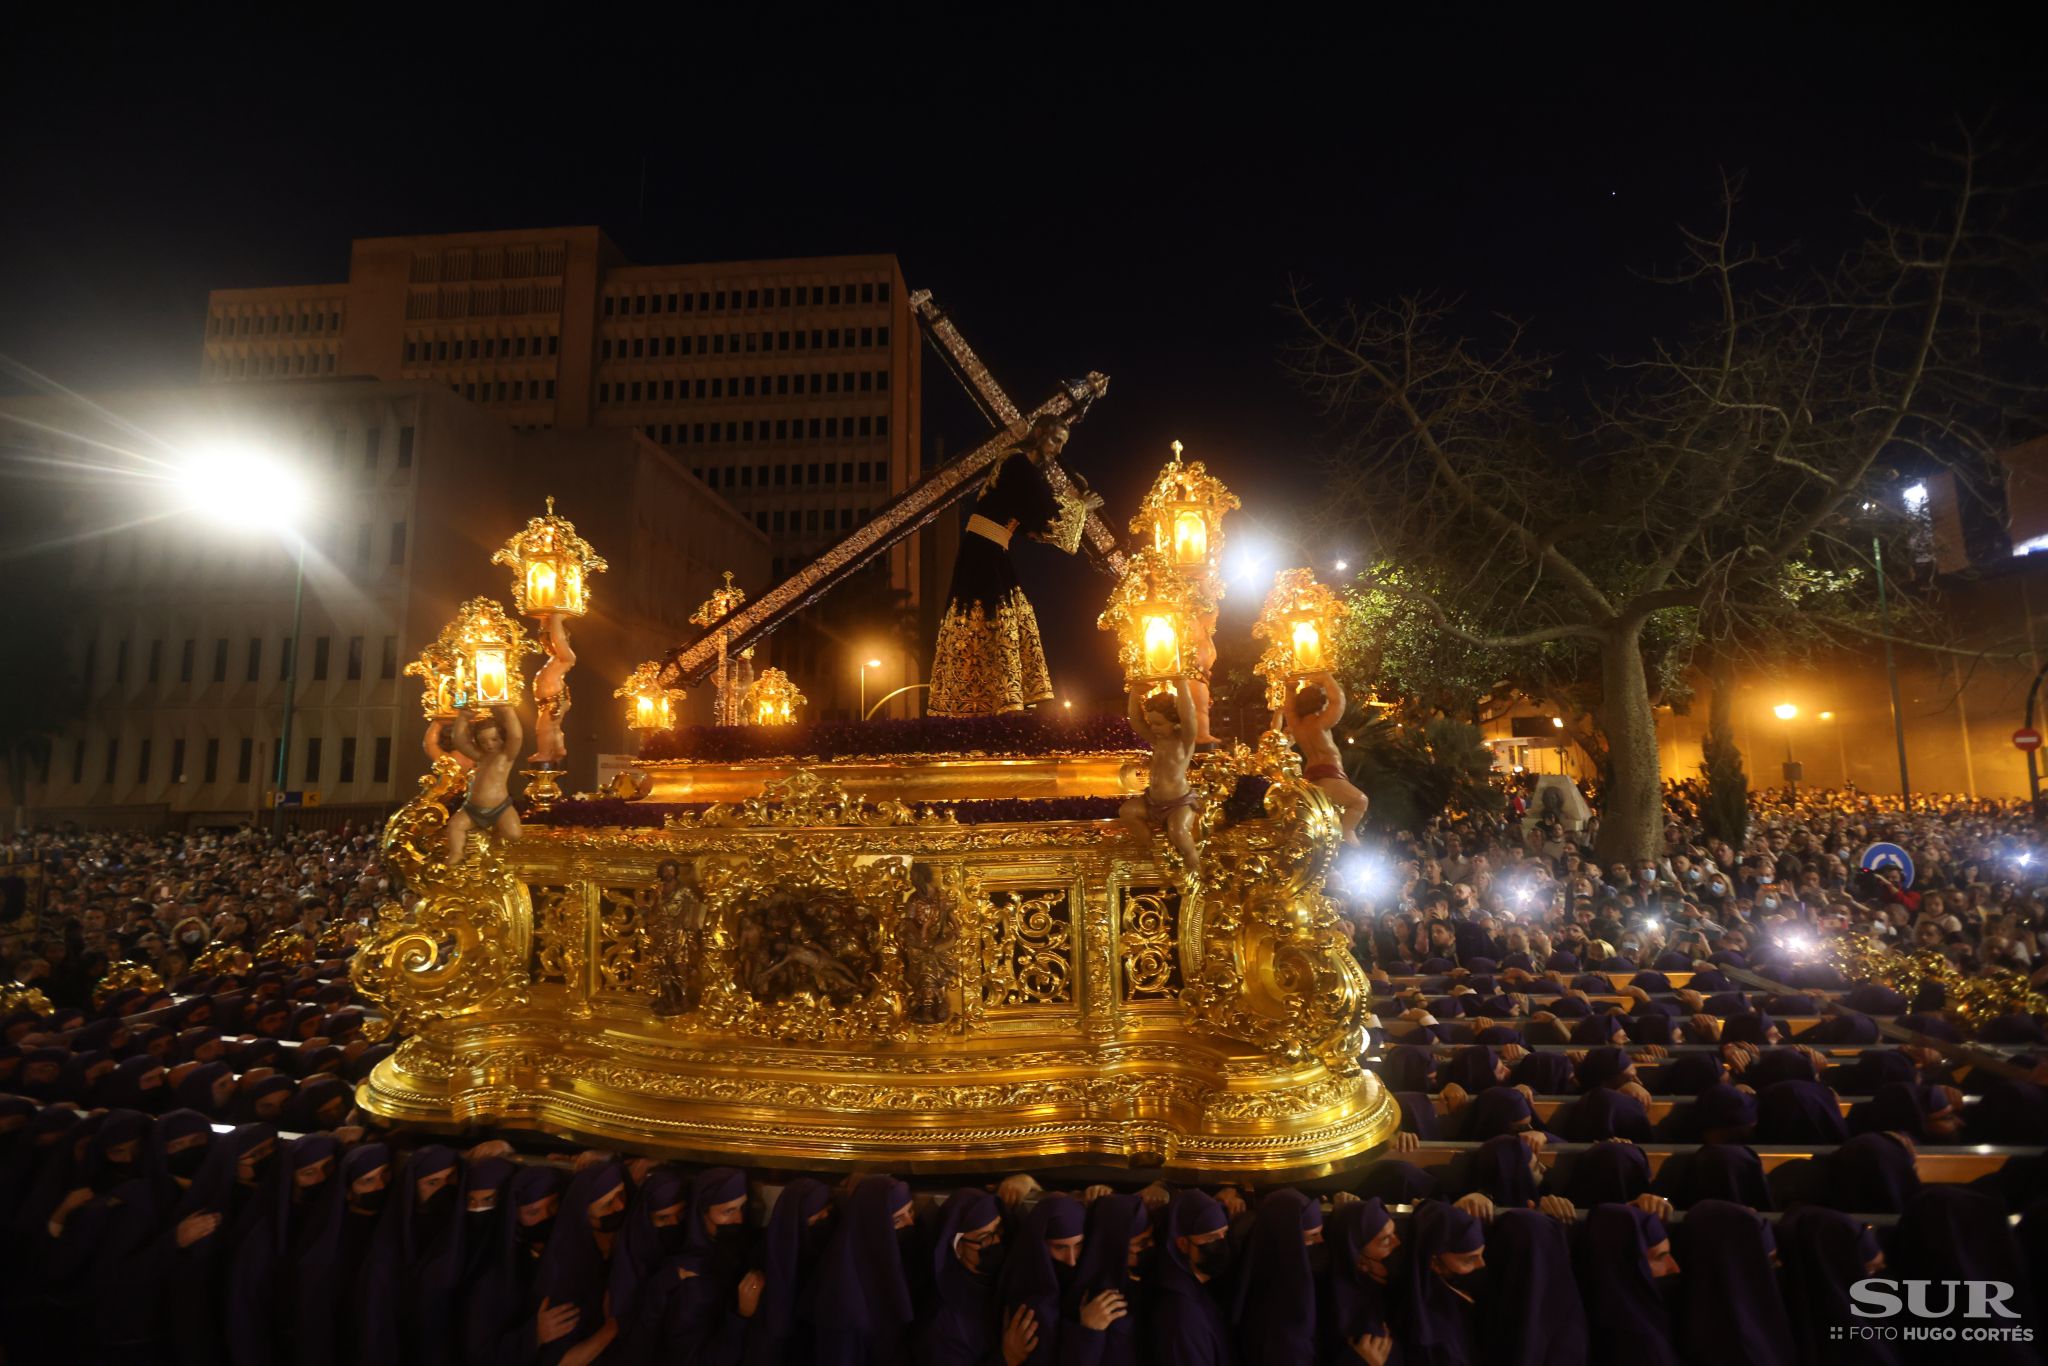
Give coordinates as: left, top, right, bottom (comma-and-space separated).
273, 790, 306, 808
1860, 841, 1915, 888
2015, 728, 2043, 752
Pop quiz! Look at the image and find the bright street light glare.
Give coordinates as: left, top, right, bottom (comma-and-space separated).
1227, 546, 1269, 590
1773, 703, 1798, 721
176, 446, 307, 533
1903, 482, 1928, 510
1334, 559, 1349, 572
865, 658, 882, 668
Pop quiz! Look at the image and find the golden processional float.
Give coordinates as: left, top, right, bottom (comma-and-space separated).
351, 296, 1394, 1178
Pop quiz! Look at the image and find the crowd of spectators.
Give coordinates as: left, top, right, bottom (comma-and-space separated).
0, 780, 2041, 1365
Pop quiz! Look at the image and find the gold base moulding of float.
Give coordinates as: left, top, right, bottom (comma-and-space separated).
351, 754, 1394, 1179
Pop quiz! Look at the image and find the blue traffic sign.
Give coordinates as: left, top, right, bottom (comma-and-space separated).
1860, 842, 1915, 889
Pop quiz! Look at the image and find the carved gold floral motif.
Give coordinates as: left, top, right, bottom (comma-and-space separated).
978, 890, 1073, 1008
531, 885, 582, 987
350, 756, 532, 1039
1119, 888, 1181, 999
596, 888, 647, 994
670, 768, 951, 830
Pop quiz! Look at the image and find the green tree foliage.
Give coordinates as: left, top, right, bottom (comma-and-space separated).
1341, 714, 1505, 833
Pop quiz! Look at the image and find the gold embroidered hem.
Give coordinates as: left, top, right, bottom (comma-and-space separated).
928, 590, 1054, 717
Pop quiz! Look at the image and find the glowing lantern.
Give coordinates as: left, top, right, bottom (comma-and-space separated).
493, 496, 608, 619
1098, 548, 1202, 685
1132, 440, 1239, 593
1289, 617, 1325, 670
741, 668, 806, 726
1142, 610, 1184, 677
1252, 568, 1346, 717
444, 597, 534, 710
616, 662, 685, 733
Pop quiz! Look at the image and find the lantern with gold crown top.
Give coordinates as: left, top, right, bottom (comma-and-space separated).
446, 597, 535, 710
1130, 440, 1239, 599
493, 496, 609, 618
742, 667, 806, 726
617, 661, 686, 734
1098, 548, 1205, 686
1252, 568, 1346, 717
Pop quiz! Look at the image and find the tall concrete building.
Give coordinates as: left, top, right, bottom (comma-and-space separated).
200, 229, 932, 714
0, 381, 768, 828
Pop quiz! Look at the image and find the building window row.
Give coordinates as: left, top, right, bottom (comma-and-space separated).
603, 280, 889, 318
409, 242, 567, 284
404, 332, 560, 363
599, 326, 889, 360
692, 460, 888, 491
81, 633, 402, 691
600, 370, 890, 405
204, 351, 339, 380
748, 506, 871, 536
624, 412, 891, 446
207, 308, 343, 338
451, 379, 556, 404
73, 731, 394, 789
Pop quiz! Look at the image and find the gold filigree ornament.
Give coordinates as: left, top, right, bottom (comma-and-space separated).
1, 981, 52, 1016
257, 928, 314, 966
741, 667, 806, 726
617, 661, 686, 733
1097, 548, 1210, 685
349, 756, 533, 1043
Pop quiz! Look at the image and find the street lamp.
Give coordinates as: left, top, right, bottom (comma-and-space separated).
859, 656, 882, 720
1774, 703, 1801, 791
175, 447, 308, 837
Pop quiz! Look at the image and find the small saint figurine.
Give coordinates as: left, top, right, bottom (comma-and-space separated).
643, 859, 704, 1016
1120, 683, 1200, 871
899, 863, 959, 1025
531, 613, 575, 767
444, 706, 522, 863
1284, 672, 1367, 844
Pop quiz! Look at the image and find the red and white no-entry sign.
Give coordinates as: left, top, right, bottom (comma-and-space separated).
2017, 727, 2044, 752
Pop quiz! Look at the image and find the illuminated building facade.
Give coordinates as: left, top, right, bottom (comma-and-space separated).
201, 230, 931, 714
0, 381, 767, 827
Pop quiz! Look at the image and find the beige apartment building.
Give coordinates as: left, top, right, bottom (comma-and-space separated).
199, 229, 937, 713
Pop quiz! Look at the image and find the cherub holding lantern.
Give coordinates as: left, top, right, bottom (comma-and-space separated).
1120, 683, 1201, 871
1284, 672, 1367, 845
444, 706, 524, 863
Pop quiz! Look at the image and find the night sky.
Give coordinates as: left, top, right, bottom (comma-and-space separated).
4, 19, 2039, 694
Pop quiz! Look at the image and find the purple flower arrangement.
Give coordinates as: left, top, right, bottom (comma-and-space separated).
632, 712, 1145, 764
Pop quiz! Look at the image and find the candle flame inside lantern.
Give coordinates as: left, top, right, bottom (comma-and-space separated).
526, 561, 558, 611
473, 648, 510, 705
635, 693, 660, 729
1171, 510, 1208, 566
1142, 614, 1181, 675
1291, 619, 1323, 669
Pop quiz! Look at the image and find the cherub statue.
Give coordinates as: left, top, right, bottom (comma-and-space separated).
642, 859, 704, 1016
1120, 683, 1200, 871
531, 613, 575, 767
444, 706, 523, 863
1283, 671, 1367, 844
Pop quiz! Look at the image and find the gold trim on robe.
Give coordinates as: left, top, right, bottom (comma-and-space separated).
928, 590, 1054, 717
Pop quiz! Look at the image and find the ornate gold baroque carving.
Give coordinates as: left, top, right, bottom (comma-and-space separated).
350, 757, 533, 1040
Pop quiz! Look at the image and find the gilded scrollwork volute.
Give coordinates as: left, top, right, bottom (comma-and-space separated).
1176, 749, 1368, 1074
351, 756, 533, 1041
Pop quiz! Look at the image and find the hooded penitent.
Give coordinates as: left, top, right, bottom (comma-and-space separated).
1227, 1189, 1320, 1366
